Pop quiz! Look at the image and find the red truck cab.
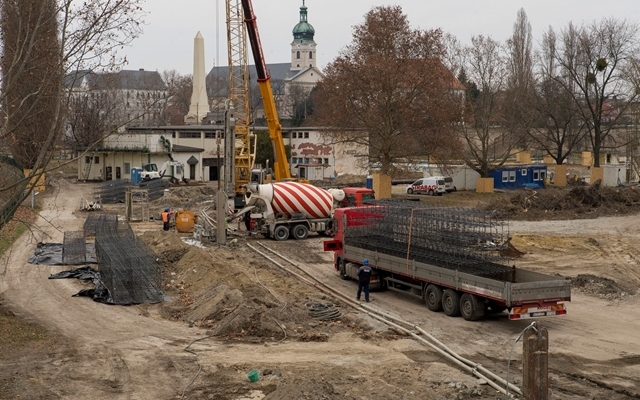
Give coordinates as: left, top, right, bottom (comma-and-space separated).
340, 187, 374, 208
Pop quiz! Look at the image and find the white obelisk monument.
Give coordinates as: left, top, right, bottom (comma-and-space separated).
184, 31, 210, 124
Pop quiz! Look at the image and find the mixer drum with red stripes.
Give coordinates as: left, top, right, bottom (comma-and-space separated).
253, 182, 342, 219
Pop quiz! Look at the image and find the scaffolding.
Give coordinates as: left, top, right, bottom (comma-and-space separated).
344, 202, 516, 282
125, 188, 150, 222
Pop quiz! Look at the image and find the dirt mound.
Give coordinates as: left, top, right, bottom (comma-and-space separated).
136, 232, 354, 342
138, 231, 188, 263
313, 174, 366, 188
148, 184, 217, 211
572, 274, 636, 300
485, 183, 640, 221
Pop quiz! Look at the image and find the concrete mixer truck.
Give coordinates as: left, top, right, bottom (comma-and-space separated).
241, 182, 374, 240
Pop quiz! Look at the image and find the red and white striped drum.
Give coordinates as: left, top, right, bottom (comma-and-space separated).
256, 182, 334, 219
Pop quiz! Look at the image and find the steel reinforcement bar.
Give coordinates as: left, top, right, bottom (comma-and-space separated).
94, 222, 163, 305
345, 203, 516, 281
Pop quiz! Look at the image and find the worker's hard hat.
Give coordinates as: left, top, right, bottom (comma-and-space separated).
363, 258, 369, 265
165, 207, 170, 211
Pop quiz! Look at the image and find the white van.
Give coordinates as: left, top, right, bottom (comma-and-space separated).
406, 177, 446, 195
431, 175, 455, 192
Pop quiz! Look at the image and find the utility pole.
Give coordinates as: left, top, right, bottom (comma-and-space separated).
523, 322, 549, 400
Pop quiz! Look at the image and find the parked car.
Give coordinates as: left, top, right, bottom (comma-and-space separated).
406, 177, 446, 195
444, 176, 456, 192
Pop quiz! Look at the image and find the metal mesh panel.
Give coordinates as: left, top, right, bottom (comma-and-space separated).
62, 231, 86, 265
95, 179, 170, 204
344, 202, 516, 281
94, 222, 163, 305
84, 213, 118, 237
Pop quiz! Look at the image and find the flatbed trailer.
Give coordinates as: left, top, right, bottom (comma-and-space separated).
324, 204, 571, 321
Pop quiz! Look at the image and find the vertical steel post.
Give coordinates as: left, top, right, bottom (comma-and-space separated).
523, 324, 549, 400
216, 190, 227, 244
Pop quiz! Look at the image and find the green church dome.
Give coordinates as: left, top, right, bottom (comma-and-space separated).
292, 2, 314, 41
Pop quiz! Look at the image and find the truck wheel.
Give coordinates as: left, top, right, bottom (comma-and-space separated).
407, 188, 414, 194
424, 284, 443, 312
339, 261, 349, 280
292, 224, 309, 240
442, 289, 461, 317
460, 293, 485, 321
428, 189, 434, 196
273, 225, 290, 241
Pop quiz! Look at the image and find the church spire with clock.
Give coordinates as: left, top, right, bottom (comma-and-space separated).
291, 0, 316, 71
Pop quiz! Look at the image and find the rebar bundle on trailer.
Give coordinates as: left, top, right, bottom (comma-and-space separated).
62, 231, 86, 265
94, 223, 163, 305
345, 202, 516, 281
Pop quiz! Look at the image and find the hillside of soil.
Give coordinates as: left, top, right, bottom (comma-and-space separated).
483, 181, 640, 221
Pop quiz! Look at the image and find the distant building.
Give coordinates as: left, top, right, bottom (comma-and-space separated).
490, 165, 549, 190
207, 1, 324, 120
66, 69, 168, 134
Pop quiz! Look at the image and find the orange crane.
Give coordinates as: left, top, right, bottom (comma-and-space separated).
240, 0, 292, 182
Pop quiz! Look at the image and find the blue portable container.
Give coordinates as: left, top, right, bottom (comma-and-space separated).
130, 168, 141, 184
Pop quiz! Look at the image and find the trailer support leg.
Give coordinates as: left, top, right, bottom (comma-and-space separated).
523, 323, 548, 400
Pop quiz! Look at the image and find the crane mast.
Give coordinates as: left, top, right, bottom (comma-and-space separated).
226, 0, 252, 195
241, 0, 291, 182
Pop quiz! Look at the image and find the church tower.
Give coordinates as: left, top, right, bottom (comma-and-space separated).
291, 0, 316, 71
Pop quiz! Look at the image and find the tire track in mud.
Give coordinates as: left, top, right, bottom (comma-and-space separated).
551, 369, 640, 399
267, 237, 640, 400
101, 349, 132, 395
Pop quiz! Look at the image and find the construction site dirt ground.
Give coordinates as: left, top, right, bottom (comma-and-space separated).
2, 177, 640, 399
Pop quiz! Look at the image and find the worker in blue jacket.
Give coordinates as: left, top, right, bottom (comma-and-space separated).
356, 258, 372, 302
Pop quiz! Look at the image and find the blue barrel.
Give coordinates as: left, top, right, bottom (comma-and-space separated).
365, 175, 373, 189
131, 168, 141, 184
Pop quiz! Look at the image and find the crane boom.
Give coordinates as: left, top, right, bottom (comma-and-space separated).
240, 0, 291, 182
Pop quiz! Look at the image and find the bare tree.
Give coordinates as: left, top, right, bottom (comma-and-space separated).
64, 81, 120, 150
286, 83, 314, 127
461, 35, 517, 177
0, 0, 145, 228
2, 0, 61, 170
504, 8, 535, 147
550, 19, 640, 167
310, 5, 462, 175
162, 70, 192, 125
528, 27, 589, 164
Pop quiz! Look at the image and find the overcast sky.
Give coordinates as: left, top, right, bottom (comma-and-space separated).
124, 0, 640, 75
